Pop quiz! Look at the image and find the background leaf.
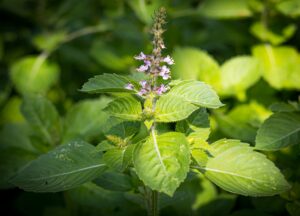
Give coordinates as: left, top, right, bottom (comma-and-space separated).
10, 56, 60, 94
255, 112, 300, 151
11, 140, 107, 192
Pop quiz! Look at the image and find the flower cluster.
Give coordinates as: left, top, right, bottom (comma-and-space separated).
124, 8, 174, 97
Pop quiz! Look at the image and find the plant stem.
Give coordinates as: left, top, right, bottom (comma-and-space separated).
145, 187, 159, 216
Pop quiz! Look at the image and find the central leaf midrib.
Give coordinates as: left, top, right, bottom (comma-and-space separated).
24, 164, 106, 181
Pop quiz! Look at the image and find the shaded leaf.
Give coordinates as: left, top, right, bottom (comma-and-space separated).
11, 140, 107, 192
255, 112, 300, 151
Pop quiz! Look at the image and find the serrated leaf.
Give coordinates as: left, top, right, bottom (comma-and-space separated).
176, 108, 210, 140
198, 139, 290, 196
21, 95, 61, 146
10, 56, 59, 94
252, 45, 300, 89
104, 96, 142, 121
103, 145, 134, 172
166, 80, 223, 108
133, 132, 190, 196
255, 112, 300, 151
62, 97, 110, 143
81, 73, 135, 94
155, 95, 199, 122
11, 140, 107, 192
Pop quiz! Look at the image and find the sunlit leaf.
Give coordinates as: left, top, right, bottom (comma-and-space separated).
104, 96, 142, 121
250, 22, 296, 45
81, 73, 135, 94
198, 139, 290, 196
252, 45, 300, 89
133, 132, 190, 196
10, 56, 60, 94
198, 0, 252, 19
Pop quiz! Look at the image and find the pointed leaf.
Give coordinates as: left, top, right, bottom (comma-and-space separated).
255, 112, 300, 151
80, 73, 135, 94
21, 95, 61, 145
155, 95, 199, 122
104, 96, 142, 121
11, 140, 107, 192
133, 132, 190, 196
62, 97, 110, 143
252, 45, 300, 89
219, 56, 261, 99
199, 139, 290, 196
166, 80, 223, 109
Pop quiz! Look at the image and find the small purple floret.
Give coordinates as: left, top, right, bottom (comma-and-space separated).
163, 55, 174, 65
125, 83, 134, 90
134, 52, 146, 60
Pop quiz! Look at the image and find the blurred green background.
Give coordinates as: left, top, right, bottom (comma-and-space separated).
0, 0, 300, 215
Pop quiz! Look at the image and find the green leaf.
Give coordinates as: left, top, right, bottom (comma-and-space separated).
11, 140, 107, 192
166, 80, 223, 108
176, 108, 210, 141
252, 45, 300, 89
104, 96, 142, 121
133, 132, 190, 196
80, 73, 135, 94
276, 0, 300, 18
90, 41, 133, 71
10, 56, 60, 94
255, 112, 300, 151
172, 47, 221, 91
199, 139, 290, 196
219, 56, 261, 99
215, 102, 272, 142
33, 31, 66, 52
197, 0, 252, 19
93, 171, 132, 191
21, 95, 61, 146
250, 22, 296, 45
155, 94, 199, 122
103, 145, 134, 171
62, 97, 110, 143
127, 0, 164, 24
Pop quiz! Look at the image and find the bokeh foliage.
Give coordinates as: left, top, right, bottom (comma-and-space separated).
0, 0, 300, 215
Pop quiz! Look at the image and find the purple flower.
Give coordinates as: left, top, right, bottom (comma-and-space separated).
156, 84, 168, 95
144, 60, 151, 67
139, 80, 148, 88
134, 52, 146, 60
137, 64, 149, 72
125, 83, 134, 90
163, 55, 174, 65
159, 65, 171, 80
138, 88, 148, 96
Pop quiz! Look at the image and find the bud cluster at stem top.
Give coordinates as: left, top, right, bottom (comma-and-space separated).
124, 7, 174, 97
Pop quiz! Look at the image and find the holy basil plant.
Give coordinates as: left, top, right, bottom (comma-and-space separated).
11, 8, 290, 216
